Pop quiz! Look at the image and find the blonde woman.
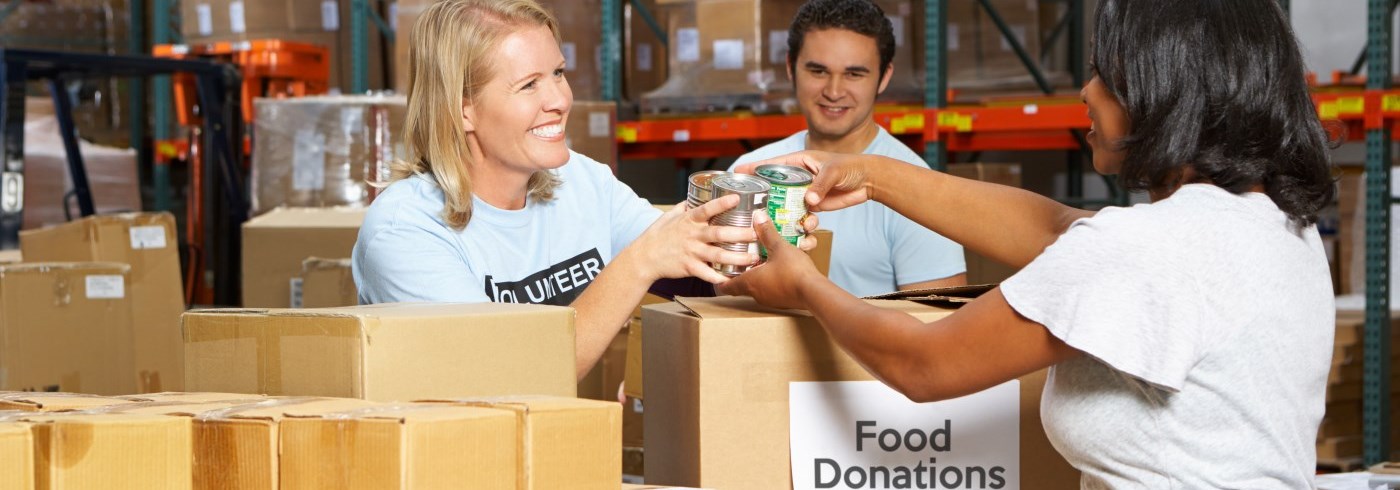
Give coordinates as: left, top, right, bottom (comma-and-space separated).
351, 0, 810, 378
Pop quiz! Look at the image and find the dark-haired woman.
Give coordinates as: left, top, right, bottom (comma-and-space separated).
723, 0, 1334, 486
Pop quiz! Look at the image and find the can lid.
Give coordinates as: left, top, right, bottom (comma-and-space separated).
755, 165, 814, 185
712, 174, 771, 194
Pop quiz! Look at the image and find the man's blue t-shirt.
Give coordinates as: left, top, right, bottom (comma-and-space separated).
731, 128, 965, 297
353, 151, 662, 305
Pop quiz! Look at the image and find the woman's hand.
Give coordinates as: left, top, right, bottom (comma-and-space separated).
626, 194, 761, 284
716, 210, 827, 310
733, 151, 877, 212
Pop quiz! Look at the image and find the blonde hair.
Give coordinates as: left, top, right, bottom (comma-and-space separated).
392, 0, 563, 230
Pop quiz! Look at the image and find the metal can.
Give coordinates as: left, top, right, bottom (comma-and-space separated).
687, 170, 728, 209
755, 164, 813, 247
708, 173, 771, 276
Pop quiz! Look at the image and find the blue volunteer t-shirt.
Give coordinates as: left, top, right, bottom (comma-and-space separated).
731, 128, 965, 297
353, 151, 662, 305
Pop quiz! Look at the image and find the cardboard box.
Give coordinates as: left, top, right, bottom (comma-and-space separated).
0, 250, 20, 264
21, 212, 186, 393
391, 0, 433, 93
0, 394, 136, 413
280, 404, 517, 489
184, 303, 578, 400
0, 263, 137, 395
300, 257, 358, 308
623, 229, 833, 400
194, 397, 378, 490
23, 413, 191, 489
242, 207, 365, 308
641, 296, 1078, 489
696, 0, 800, 95
625, 0, 671, 101
577, 329, 628, 402
542, 0, 604, 100
419, 396, 622, 490
567, 100, 618, 168
0, 422, 32, 490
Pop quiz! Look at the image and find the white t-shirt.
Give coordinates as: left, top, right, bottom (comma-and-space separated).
732, 128, 965, 297
1002, 184, 1333, 488
352, 151, 662, 305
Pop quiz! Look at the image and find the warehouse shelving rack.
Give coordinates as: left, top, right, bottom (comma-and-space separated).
602, 0, 1397, 466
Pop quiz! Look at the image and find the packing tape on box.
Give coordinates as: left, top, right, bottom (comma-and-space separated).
74, 398, 268, 416
193, 396, 329, 421
0, 392, 120, 411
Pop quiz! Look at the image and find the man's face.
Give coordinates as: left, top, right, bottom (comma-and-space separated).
790, 28, 891, 141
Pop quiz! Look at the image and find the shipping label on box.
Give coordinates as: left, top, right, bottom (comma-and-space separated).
789, 381, 1019, 490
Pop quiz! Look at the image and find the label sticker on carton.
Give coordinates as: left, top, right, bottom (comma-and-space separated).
290, 277, 304, 308
948, 24, 960, 52
229, 1, 246, 34
676, 28, 700, 63
790, 381, 1019, 490
0, 171, 22, 213
589, 112, 610, 138
563, 42, 578, 71
637, 43, 653, 72
713, 40, 744, 70
889, 16, 906, 47
322, 0, 340, 31
770, 31, 790, 64
129, 226, 168, 249
196, 4, 213, 36
86, 275, 125, 299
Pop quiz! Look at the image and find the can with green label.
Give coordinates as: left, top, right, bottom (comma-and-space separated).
755, 164, 813, 248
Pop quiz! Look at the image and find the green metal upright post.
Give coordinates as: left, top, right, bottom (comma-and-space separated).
923, 0, 946, 171
129, 0, 149, 210
1364, 0, 1393, 467
351, 0, 370, 93
152, 0, 174, 212
1067, 0, 1084, 203
602, 0, 621, 101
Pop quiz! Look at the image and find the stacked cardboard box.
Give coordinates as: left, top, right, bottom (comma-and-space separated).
299, 257, 358, 308
180, 0, 389, 92
0, 263, 137, 395
568, 101, 620, 167
242, 207, 365, 308
1318, 311, 1400, 462
640, 296, 1079, 489
183, 303, 578, 400
21, 213, 186, 393
19, 99, 141, 231
626, 0, 672, 102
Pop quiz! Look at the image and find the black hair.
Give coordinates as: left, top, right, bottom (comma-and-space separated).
787, 0, 897, 81
1092, 0, 1335, 225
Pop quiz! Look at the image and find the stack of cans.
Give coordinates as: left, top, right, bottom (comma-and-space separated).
686, 165, 813, 276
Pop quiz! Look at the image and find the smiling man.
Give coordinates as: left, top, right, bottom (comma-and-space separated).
732, 0, 965, 297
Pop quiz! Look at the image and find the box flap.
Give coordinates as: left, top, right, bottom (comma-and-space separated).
243, 207, 366, 229
863, 283, 997, 300
672, 296, 812, 319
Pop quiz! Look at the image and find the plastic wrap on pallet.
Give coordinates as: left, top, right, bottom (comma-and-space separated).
251, 95, 407, 216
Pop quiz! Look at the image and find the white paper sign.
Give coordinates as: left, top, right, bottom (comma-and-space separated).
321, 0, 340, 31
129, 226, 167, 250
229, 1, 246, 33
196, 4, 213, 36
713, 39, 744, 70
790, 381, 1020, 490
948, 24, 961, 52
637, 43, 653, 72
562, 42, 578, 71
86, 275, 125, 299
676, 28, 700, 63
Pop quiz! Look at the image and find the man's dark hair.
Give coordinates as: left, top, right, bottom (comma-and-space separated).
787, 0, 897, 81
1093, 0, 1335, 225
